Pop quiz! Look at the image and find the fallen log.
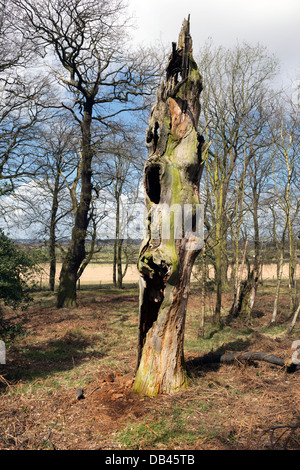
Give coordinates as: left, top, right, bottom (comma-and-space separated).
187, 351, 300, 372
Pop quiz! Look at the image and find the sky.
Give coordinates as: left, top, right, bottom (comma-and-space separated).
128, 0, 300, 89
2, 0, 300, 240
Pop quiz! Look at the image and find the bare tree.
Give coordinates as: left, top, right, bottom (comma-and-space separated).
37, 119, 80, 291
0, 0, 32, 72
0, 0, 50, 196
99, 131, 144, 288
269, 200, 288, 324
269, 95, 300, 320
12, 0, 160, 307
198, 41, 279, 323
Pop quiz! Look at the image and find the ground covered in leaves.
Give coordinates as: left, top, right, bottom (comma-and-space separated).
0, 283, 300, 450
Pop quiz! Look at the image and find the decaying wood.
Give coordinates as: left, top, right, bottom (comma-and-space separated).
132, 17, 208, 396
187, 351, 300, 372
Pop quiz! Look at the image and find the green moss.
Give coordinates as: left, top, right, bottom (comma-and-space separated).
164, 115, 171, 128
170, 164, 182, 204
137, 250, 155, 277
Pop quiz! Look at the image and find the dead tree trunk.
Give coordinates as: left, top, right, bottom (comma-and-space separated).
187, 351, 300, 372
132, 17, 208, 396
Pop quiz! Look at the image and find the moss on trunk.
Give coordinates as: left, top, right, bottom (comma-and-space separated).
133, 17, 208, 396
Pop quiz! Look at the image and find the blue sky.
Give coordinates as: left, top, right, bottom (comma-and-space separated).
2, 0, 299, 240
128, 0, 300, 89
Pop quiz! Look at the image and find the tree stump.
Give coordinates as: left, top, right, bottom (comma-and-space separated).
132, 17, 208, 396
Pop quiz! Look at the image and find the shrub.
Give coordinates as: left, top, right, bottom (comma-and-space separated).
0, 229, 37, 335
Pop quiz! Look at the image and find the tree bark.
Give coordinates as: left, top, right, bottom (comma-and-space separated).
246, 189, 261, 316
132, 18, 208, 396
270, 208, 288, 324
270, 247, 284, 324
57, 104, 93, 307
117, 237, 124, 289
113, 190, 127, 289
113, 190, 120, 287
229, 239, 248, 319
289, 303, 300, 334
114, 191, 127, 289
49, 172, 59, 291
228, 186, 261, 322
198, 239, 207, 338
187, 351, 299, 371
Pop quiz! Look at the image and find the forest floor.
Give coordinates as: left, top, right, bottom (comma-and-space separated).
0, 281, 300, 451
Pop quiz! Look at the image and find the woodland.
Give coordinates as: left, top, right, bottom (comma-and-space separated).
0, 0, 299, 451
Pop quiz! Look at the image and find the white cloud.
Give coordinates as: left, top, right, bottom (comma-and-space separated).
128, 0, 300, 85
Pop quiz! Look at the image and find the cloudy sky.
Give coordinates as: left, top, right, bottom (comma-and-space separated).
128, 0, 300, 88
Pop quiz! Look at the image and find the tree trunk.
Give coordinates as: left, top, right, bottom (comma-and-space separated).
132, 17, 207, 396
113, 189, 127, 289
229, 239, 248, 319
229, 248, 260, 323
214, 231, 223, 324
288, 303, 300, 334
117, 237, 124, 289
270, 212, 288, 325
198, 239, 207, 338
288, 223, 296, 314
113, 240, 117, 287
235, 269, 258, 320
49, 164, 61, 291
113, 192, 120, 287
57, 104, 93, 307
246, 192, 261, 316
270, 248, 284, 324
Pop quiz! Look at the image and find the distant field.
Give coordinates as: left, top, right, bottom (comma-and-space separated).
35, 262, 300, 287
36, 263, 139, 287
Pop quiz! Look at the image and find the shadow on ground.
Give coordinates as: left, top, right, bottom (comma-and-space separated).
186, 337, 253, 376
1, 330, 106, 385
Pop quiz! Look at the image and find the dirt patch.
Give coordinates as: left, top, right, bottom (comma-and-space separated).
63, 370, 153, 450
0, 368, 150, 450
86, 372, 150, 420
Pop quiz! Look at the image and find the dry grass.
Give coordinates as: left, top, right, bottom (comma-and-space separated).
0, 283, 299, 450
34, 262, 300, 288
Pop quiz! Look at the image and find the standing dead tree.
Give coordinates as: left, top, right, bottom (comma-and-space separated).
132, 18, 208, 396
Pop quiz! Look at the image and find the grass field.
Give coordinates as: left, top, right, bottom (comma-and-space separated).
0, 279, 299, 450
35, 261, 300, 288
